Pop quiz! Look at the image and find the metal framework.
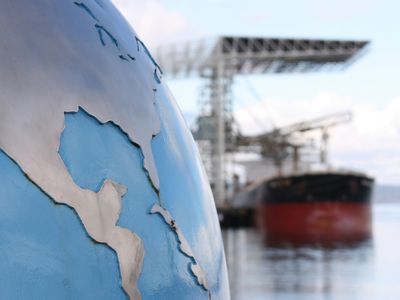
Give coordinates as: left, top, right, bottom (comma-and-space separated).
237, 111, 353, 174
155, 36, 369, 207
155, 36, 368, 77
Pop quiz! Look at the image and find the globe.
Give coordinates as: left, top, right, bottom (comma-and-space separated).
0, 0, 229, 299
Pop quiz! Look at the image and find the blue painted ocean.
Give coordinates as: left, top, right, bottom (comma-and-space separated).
223, 191, 400, 300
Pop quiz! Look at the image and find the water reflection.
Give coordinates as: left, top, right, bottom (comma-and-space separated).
223, 229, 373, 300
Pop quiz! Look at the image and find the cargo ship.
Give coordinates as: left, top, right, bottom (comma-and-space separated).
232, 112, 375, 245
254, 170, 374, 246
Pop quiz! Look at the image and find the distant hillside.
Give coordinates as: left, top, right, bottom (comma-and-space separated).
373, 185, 400, 203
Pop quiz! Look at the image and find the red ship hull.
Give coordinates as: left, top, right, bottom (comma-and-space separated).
257, 202, 372, 246
252, 172, 374, 246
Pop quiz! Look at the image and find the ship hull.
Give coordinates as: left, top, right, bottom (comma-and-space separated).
258, 202, 372, 246
256, 172, 374, 246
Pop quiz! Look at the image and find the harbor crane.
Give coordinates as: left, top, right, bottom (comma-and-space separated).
155, 36, 368, 206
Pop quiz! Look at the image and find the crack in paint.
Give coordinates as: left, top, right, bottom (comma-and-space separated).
153, 68, 162, 84
127, 54, 136, 61
135, 36, 164, 75
73, 1, 99, 22
74, 1, 162, 85
95, 24, 119, 48
119, 55, 130, 62
74, 1, 143, 72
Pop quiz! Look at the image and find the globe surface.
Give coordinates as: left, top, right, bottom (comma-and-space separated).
0, 0, 229, 299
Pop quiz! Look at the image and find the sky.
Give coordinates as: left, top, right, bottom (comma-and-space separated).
113, 0, 400, 185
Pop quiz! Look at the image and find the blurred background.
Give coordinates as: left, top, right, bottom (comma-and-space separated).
114, 1, 400, 299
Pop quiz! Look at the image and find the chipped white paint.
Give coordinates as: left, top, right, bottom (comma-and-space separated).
151, 204, 209, 290
94, 180, 144, 299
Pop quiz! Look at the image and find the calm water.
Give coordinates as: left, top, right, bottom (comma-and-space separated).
222, 203, 400, 300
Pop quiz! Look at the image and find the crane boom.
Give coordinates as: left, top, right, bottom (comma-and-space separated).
260, 111, 352, 138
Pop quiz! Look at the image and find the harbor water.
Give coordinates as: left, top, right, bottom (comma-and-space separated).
223, 202, 400, 300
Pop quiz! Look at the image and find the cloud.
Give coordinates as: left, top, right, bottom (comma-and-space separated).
234, 93, 400, 184
112, 0, 203, 47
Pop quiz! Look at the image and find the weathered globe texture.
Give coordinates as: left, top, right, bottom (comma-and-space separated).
0, 0, 229, 299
